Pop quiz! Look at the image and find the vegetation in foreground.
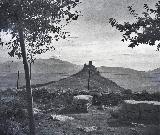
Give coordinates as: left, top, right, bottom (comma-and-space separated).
0, 88, 160, 135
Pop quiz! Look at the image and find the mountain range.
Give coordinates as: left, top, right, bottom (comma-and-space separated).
98, 67, 159, 93
0, 58, 160, 93
0, 58, 82, 89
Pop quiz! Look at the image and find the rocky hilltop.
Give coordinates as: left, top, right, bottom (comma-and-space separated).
45, 61, 125, 94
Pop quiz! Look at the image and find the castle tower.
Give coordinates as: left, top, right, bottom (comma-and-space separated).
89, 61, 92, 66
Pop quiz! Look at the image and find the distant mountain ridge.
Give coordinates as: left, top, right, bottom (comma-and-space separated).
0, 58, 82, 89
98, 66, 160, 93
0, 58, 160, 93
0, 58, 82, 73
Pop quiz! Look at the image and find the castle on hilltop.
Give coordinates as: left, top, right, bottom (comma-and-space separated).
83, 61, 99, 74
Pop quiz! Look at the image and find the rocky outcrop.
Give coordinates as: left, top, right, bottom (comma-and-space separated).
58, 95, 93, 114
72, 95, 93, 112
118, 100, 160, 124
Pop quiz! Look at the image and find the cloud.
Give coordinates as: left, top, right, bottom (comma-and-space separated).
1, 0, 160, 71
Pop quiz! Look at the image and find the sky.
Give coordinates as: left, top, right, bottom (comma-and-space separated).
1, 0, 160, 71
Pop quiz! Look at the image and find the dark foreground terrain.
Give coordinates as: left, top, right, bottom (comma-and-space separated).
0, 88, 160, 135
34, 107, 160, 135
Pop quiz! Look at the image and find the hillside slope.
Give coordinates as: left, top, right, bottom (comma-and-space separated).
1, 58, 160, 93
46, 62, 125, 93
0, 58, 82, 89
98, 66, 159, 93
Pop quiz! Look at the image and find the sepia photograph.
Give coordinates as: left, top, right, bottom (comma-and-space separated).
0, 0, 160, 134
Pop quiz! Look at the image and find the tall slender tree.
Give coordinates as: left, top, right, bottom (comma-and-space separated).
17, 70, 19, 89
109, 1, 160, 50
88, 70, 90, 90
0, 0, 80, 134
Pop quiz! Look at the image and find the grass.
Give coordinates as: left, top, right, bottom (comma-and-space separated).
35, 106, 160, 135
1, 88, 160, 135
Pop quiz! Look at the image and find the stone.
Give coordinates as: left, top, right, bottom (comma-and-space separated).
50, 114, 74, 122
119, 100, 160, 123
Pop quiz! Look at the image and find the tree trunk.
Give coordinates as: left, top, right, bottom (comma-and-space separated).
30, 62, 31, 80
18, 27, 35, 135
17, 70, 19, 89
88, 70, 90, 90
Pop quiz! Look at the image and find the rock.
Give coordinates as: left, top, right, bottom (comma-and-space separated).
119, 100, 160, 123
83, 126, 97, 132
107, 127, 115, 132
73, 95, 93, 103
33, 108, 42, 114
50, 114, 74, 122
77, 126, 97, 133
72, 95, 93, 113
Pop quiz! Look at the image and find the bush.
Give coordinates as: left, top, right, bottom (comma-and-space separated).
100, 93, 123, 106
130, 91, 160, 101
0, 120, 25, 135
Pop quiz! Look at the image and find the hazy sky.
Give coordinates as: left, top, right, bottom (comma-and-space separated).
1, 0, 160, 71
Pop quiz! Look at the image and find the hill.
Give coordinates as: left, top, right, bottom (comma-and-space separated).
0, 58, 82, 89
1, 58, 160, 93
45, 61, 125, 93
98, 66, 160, 93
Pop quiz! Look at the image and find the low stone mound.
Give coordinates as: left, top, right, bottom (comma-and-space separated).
118, 100, 160, 124
58, 95, 93, 114
73, 95, 93, 104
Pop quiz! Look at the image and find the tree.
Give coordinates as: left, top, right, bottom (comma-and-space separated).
109, 1, 160, 50
0, 0, 80, 134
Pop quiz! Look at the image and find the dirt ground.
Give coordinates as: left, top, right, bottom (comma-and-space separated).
35, 106, 160, 135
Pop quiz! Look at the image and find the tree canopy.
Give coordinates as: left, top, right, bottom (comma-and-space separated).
0, 0, 80, 61
109, 1, 160, 50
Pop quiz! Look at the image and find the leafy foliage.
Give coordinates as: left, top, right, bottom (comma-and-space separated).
0, 0, 80, 61
109, 1, 160, 50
